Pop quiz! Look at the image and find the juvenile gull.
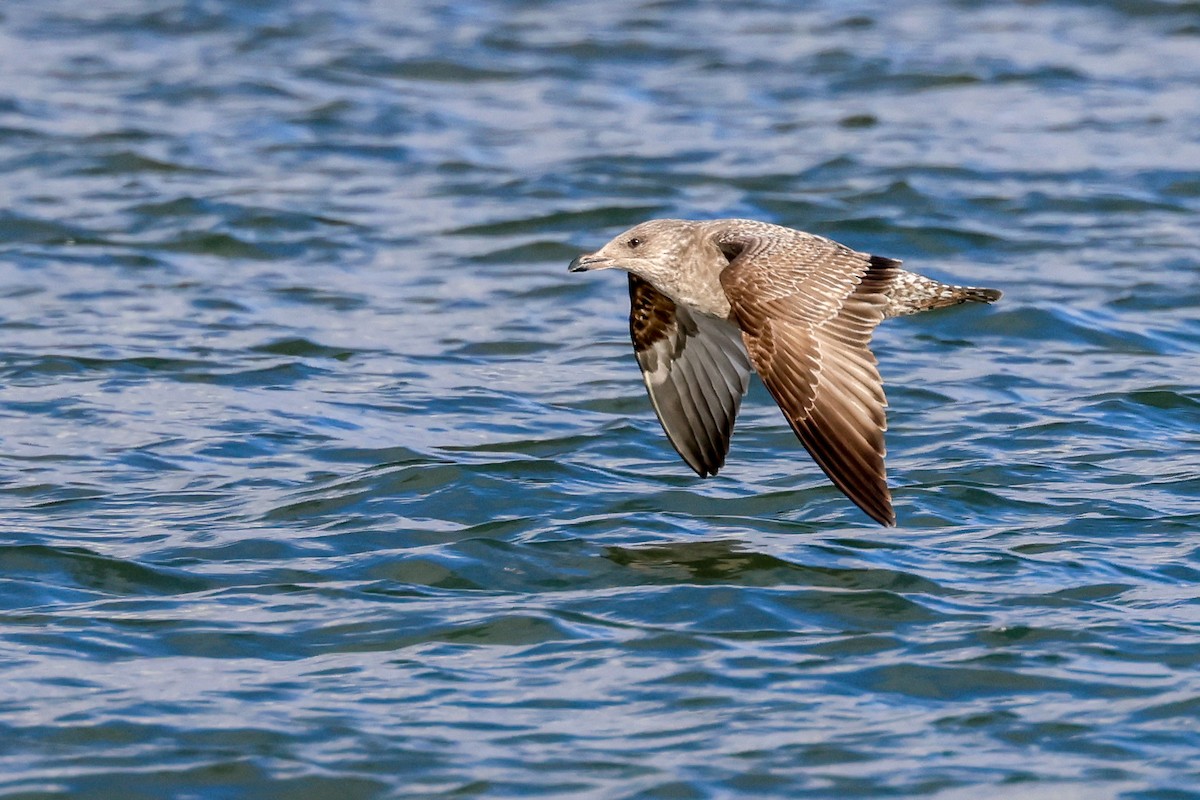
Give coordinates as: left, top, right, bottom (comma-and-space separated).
568, 218, 1001, 526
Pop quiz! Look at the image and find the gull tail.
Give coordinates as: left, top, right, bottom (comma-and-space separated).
879, 264, 1002, 319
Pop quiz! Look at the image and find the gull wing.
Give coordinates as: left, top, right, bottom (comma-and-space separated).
628, 274, 752, 477
714, 224, 897, 526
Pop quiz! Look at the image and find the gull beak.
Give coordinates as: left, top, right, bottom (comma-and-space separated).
568, 253, 609, 273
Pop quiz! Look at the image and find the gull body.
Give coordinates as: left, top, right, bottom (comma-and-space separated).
569, 218, 1001, 526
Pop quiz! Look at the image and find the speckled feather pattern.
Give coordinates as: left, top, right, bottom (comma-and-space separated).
571, 218, 1001, 525
882, 268, 1003, 318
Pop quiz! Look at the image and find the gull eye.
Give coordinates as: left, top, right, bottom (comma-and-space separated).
627, 237, 642, 249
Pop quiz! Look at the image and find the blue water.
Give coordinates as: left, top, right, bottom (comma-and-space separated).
1, 1, 1198, 797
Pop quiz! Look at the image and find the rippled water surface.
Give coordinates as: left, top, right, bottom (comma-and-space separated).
1, 1, 1199, 797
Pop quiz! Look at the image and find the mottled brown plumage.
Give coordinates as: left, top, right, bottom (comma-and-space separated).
569, 218, 1001, 526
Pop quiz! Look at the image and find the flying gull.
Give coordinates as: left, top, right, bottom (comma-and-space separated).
569, 218, 1001, 526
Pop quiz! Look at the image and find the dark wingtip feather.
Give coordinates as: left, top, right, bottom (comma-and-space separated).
968, 287, 1003, 304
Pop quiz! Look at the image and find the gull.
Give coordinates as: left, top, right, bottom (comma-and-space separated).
569, 218, 1001, 526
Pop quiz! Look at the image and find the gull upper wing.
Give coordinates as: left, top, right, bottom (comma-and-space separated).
628, 274, 752, 477
714, 225, 898, 526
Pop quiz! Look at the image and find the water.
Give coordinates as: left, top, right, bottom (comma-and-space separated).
1, 1, 1198, 797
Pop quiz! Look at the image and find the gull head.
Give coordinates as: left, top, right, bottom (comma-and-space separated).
568, 219, 698, 280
